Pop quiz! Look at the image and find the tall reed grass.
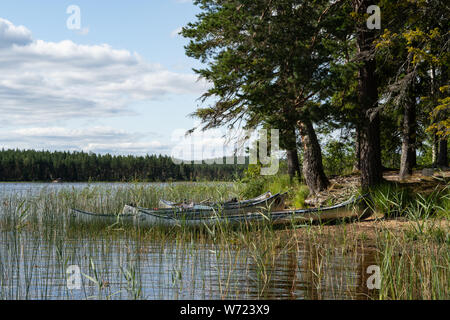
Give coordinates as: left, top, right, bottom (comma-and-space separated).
0, 182, 448, 300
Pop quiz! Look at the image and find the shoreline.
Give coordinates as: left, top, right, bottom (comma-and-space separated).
287, 216, 449, 240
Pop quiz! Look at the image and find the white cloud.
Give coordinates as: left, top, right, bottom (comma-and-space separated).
13, 126, 132, 140
170, 27, 183, 38
0, 18, 207, 128
0, 18, 32, 48
85, 141, 167, 155
170, 125, 254, 162
1, 126, 170, 156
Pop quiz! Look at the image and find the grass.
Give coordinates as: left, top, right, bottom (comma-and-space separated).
0, 181, 448, 300
364, 182, 449, 299
240, 174, 310, 209
369, 183, 450, 219
377, 229, 449, 299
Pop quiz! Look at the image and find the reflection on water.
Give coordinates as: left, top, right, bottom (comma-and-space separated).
0, 230, 377, 300
0, 182, 378, 300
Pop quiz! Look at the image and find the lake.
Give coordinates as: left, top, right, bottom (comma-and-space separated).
0, 182, 377, 300
0, 232, 376, 300
0, 182, 168, 197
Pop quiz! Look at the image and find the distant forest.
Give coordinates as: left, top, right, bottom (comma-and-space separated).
0, 149, 247, 182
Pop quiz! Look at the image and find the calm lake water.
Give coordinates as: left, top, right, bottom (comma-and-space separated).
0, 182, 376, 300
0, 182, 167, 197
0, 232, 376, 300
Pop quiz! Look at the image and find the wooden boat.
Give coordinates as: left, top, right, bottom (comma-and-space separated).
158, 191, 273, 209
69, 209, 135, 225
134, 194, 371, 228
69, 192, 286, 225
70, 194, 371, 228
130, 192, 287, 217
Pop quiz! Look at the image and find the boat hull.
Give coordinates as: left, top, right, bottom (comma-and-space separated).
70, 195, 371, 228
136, 192, 287, 217
69, 209, 135, 225
135, 195, 370, 228
158, 191, 273, 209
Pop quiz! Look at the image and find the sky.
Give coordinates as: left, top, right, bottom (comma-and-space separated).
0, 0, 240, 159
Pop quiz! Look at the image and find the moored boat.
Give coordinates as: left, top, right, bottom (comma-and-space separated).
69, 209, 135, 225
134, 194, 370, 227
158, 191, 273, 209
69, 192, 285, 225
134, 192, 287, 216
70, 194, 371, 228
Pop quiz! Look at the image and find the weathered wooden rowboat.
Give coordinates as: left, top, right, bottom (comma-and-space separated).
134, 195, 371, 227
141, 192, 287, 216
118, 193, 286, 220
158, 191, 273, 209
69, 192, 286, 224
69, 209, 135, 225
70, 194, 371, 228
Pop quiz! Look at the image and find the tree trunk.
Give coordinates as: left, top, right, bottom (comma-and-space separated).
411, 144, 417, 168
287, 149, 301, 180
436, 64, 448, 167
280, 126, 301, 180
399, 96, 417, 179
432, 135, 439, 165
353, 127, 361, 172
437, 137, 448, 167
433, 65, 448, 168
298, 119, 329, 194
354, 0, 383, 191
359, 113, 382, 190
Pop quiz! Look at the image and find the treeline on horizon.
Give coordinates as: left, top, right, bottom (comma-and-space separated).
0, 149, 248, 182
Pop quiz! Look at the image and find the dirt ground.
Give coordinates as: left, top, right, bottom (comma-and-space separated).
289, 216, 450, 243
305, 168, 450, 207
296, 169, 449, 240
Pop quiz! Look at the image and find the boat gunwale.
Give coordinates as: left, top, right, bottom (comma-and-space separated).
70, 194, 369, 224
69, 192, 284, 219
159, 191, 273, 209
137, 194, 367, 222
137, 192, 286, 213
70, 208, 135, 218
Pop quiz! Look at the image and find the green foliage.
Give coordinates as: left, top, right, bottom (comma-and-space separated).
292, 185, 310, 209
369, 183, 450, 219
241, 171, 309, 209
182, 0, 343, 188
427, 85, 450, 138
322, 139, 355, 176
0, 149, 247, 182
375, 0, 449, 150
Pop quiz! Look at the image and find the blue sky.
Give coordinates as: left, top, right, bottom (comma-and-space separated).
0, 1, 201, 73
0, 0, 234, 158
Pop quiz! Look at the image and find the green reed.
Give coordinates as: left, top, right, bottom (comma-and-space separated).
376, 229, 449, 300
369, 183, 449, 219
0, 182, 447, 300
